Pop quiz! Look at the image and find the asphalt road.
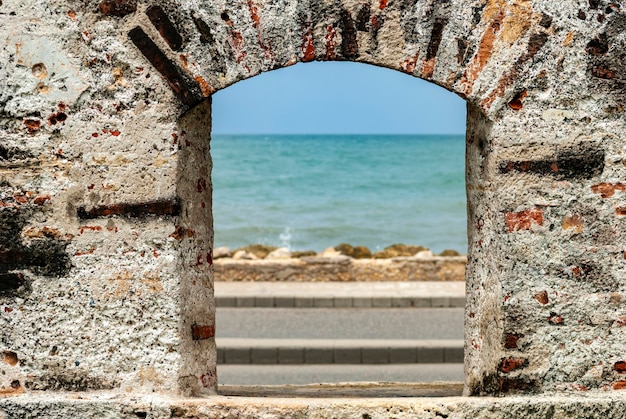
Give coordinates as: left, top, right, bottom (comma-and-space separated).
216, 307, 464, 340
217, 364, 464, 386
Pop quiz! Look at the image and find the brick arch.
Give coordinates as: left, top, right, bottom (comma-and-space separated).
125, 0, 554, 115
0, 0, 625, 399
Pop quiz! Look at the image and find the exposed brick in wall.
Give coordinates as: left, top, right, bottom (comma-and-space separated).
0, 0, 625, 398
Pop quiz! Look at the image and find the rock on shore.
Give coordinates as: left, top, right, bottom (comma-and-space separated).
212, 243, 466, 282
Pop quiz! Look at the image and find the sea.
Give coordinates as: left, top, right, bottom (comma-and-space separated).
211, 134, 467, 255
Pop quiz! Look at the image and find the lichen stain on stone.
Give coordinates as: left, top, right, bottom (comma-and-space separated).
498, 0, 535, 45
137, 366, 165, 387
504, 333, 521, 349
100, 270, 163, 301
562, 214, 584, 233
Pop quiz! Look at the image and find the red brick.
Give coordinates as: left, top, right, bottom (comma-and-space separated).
505, 208, 543, 232
191, 325, 215, 340
612, 380, 626, 390
504, 334, 521, 349
534, 290, 549, 305
591, 182, 626, 198
614, 361, 626, 373
499, 357, 527, 373
548, 312, 564, 325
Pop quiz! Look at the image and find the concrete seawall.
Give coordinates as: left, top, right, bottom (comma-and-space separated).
214, 256, 466, 282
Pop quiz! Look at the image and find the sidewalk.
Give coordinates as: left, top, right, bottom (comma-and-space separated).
215, 281, 465, 308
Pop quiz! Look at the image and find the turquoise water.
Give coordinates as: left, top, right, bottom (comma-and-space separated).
211, 134, 467, 254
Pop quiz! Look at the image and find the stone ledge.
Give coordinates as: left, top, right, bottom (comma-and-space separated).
2, 389, 626, 418
214, 257, 467, 282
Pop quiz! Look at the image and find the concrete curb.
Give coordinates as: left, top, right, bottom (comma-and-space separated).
216, 338, 464, 364
215, 281, 466, 308
216, 295, 465, 308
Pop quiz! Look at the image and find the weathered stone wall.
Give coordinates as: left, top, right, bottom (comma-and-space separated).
1, 0, 625, 399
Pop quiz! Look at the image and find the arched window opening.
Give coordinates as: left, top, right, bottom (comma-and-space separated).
211, 62, 467, 391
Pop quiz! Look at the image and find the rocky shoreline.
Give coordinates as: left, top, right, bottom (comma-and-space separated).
213, 243, 466, 282
214, 243, 463, 260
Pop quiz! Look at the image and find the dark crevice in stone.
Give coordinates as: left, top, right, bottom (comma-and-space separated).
128, 27, 201, 107
426, 19, 448, 61
356, 3, 370, 31
586, 34, 609, 55
539, 13, 553, 28
77, 200, 181, 219
146, 5, 184, 51
0, 273, 27, 294
98, 0, 137, 17
499, 143, 605, 180
192, 14, 216, 45
340, 9, 359, 59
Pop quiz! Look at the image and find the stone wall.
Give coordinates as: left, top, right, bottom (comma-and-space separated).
1, 0, 625, 399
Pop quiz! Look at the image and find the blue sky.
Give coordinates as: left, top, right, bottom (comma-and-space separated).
211, 61, 466, 135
